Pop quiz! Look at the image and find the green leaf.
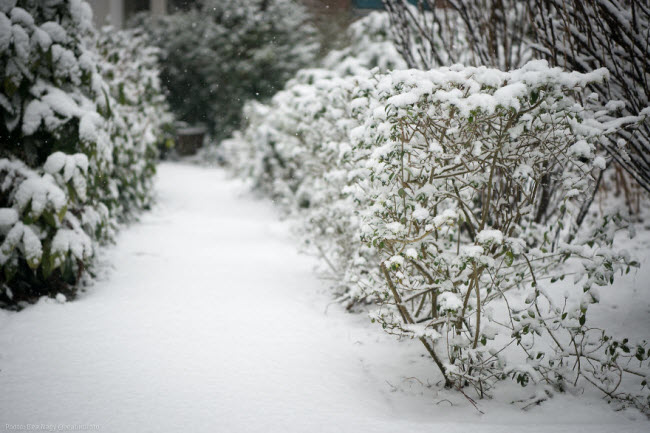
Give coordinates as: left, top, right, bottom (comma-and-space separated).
4, 261, 17, 282
42, 211, 58, 228
57, 205, 67, 223
42, 249, 54, 280
27, 255, 41, 271
4, 77, 17, 97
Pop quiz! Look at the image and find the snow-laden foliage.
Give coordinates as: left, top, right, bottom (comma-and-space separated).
0, 1, 170, 305
226, 20, 649, 409
384, 0, 650, 196
95, 26, 174, 211
138, 0, 319, 141
353, 61, 648, 411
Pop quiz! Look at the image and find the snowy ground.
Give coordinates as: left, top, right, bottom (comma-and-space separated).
1, 163, 648, 432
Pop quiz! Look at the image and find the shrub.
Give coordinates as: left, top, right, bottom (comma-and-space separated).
354, 61, 648, 410
224, 10, 648, 410
383, 0, 650, 196
139, 0, 319, 141
95, 26, 175, 205
0, 0, 170, 306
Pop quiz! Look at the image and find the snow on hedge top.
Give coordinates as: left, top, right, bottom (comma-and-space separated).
376, 60, 609, 117
476, 229, 504, 245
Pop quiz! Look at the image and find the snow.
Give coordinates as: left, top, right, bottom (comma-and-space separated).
0, 0, 16, 14
43, 151, 67, 174
78, 112, 102, 144
13, 175, 66, 217
20, 223, 42, 265
41, 86, 82, 119
412, 207, 429, 221
32, 26, 52, 51
476, 229, 504, 245
10, 7, 33, 28
68, 0, 93, 33
388, 254, 405, 268
593, 156, 607, 170
11, 22, 29, 59
569, 140, 593, 159
493, 82, 527, 109
0, 221, 42, 267
51, 227, 92, 264
387, 91, 419, 108
0, 207, 18, 228
433, 208, 457, 227
0, 163, 648, 432
438, 291, 463, 312
0, 13, 12, 52
22, 99, 53, 135
40, 21, 66, 44
386, 221, 405, 234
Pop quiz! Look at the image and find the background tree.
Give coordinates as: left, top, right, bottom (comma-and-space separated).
381, 0, 531, 70
530, 0, 650, 193
137, 0, 319, 142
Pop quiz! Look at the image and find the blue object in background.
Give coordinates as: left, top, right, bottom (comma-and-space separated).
352, 0, 384, 9
352, 0, 431, 10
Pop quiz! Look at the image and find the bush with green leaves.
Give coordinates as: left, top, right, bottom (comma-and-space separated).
224, 9, 648, 410
0, 0, 170, 306
139, 0, 319, 141
353, 61, 648, 411
95, 26, 175, 210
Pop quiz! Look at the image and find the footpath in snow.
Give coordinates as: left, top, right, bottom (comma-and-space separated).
0, 163, 648, 432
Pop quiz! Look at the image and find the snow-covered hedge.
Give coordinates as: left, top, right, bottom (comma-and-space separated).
0, 1, 171, 305
139, 0, 319, 141
95, 26, 174, 212
353, 61, 648, 410
226, 21, 649, 409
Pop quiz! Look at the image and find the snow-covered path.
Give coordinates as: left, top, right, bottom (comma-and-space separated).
1, 163, 647, 433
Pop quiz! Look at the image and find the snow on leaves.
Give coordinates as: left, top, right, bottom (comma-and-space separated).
355, 60, 648, 411
0, 1, 171, 303
227, 35, 649, 411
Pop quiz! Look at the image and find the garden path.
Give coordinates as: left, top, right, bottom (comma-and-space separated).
0, 163, 646, 433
